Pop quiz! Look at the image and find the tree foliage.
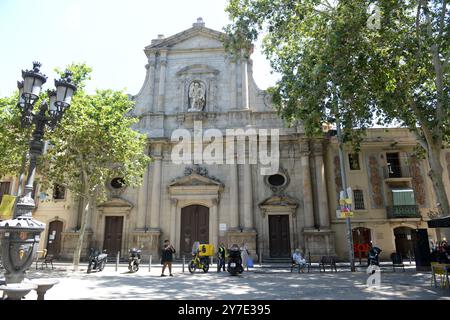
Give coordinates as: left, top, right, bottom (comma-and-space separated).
38, 63, 150, 268
225, 0, 449, 215
0, 93, 30, 180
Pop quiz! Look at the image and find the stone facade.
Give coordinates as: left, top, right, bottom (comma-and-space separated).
2, 19, 449, 262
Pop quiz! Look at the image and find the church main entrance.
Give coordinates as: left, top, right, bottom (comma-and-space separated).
180, 205, 209, 256
269, 215, 291, 257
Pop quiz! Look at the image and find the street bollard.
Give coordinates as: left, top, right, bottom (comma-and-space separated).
148, 255, 152, 272
182, 256, 185, 273
116, 251, 120, 272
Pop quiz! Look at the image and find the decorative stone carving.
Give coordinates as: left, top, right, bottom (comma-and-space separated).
264, 167, 290, 194
410, 156, 426, 206
368, 155, 384, 208
188, 80, 206, 111
179, 165, 221, 183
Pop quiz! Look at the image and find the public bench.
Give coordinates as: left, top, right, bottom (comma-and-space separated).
319, 256, 337, 272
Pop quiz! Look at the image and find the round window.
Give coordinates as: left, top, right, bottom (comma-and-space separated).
267, 174, 286, 187
110, 177, 125, 189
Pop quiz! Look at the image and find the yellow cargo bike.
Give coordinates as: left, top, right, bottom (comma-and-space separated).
188, 242, 214, 273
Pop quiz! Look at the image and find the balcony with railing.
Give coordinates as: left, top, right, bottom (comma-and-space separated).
383, 165, 412, 179
387, 205, 421, 219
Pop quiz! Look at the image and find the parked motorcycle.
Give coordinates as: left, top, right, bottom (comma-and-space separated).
227, 244, 243, 276
87, 248, 108, 273
128, 248, 141, 273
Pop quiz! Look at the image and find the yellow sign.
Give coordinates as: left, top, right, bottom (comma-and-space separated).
340, 211, 354, 218
0, 195, 16, 220
339, 198, 352, 205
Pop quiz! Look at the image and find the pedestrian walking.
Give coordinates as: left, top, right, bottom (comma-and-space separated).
161, 239, 176, 277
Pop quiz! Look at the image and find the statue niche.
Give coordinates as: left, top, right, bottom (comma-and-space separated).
188, 81, 206, 111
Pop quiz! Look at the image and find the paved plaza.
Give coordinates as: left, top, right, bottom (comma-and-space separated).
3, 262, 449, 300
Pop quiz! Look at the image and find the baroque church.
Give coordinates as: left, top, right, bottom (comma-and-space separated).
127, 17, 334, 260
3, 18, 448, 263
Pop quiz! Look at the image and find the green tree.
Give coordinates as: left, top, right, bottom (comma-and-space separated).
0, 93, 31, 181
225, 0, 449, 216
40, 64, 150, 270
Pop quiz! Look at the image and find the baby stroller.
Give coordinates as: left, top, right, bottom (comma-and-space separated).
227, 244, 244, 276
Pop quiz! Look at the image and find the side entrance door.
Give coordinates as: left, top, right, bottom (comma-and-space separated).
103, 216, 124, 257
180, 205, 209, 256
46, 220, 63, 257
269, 215, 291, 258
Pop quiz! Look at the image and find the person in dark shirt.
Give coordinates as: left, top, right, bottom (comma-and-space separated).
161, 239, 176, 277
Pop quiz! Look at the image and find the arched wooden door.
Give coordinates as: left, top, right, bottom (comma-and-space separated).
180, 205, 209, 256
352, 227, 371, 259
46, 220, 63, 257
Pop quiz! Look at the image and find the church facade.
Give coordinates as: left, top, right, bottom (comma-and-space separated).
2, 19, 449, 263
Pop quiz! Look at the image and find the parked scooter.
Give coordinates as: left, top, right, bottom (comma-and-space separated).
87, 248, 108, 273
128, 248, 141, 273
227, 244, 243, 276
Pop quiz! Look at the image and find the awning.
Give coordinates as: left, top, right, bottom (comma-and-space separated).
427, 215, 450, 228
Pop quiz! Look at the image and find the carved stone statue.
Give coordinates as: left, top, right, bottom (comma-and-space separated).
188, 81, 206, 111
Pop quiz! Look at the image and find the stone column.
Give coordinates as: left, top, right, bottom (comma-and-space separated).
136, 161, 150, 229
313, 140, 330, 228
170, 199, 177, 246
300, 140, 315, 229
157, 50, 168, 112
241, 54, 249, 110
229, 161, 239, 230
230, 59, 237, 109
243, 163, 254, 229
149, 144, 162, 229
210, 199, 219, 251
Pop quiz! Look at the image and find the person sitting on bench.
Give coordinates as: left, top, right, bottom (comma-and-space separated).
292, 249, 307, 273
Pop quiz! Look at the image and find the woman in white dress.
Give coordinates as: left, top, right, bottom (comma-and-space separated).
240, 243, 249, 271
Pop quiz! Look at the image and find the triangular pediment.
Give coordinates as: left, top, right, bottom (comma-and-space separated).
259, 195, 298, 208
144, 26, 225, 55
98, 197, 134, 209
169, 173, 222, 187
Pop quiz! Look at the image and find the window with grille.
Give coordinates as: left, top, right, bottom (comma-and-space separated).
53, 184, 66, 200
353, 189, 365, 210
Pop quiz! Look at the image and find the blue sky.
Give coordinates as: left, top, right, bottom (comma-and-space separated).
0, 0, 279, 98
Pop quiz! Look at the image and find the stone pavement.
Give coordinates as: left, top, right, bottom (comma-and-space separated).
3, 263, 448, 300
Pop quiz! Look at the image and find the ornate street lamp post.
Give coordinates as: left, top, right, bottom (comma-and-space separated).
0, 62, 76, 285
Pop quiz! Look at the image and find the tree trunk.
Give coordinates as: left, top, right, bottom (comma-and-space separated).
427, 144, 450, 217
72, 197, 91, 271
72, 167, 91, 271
